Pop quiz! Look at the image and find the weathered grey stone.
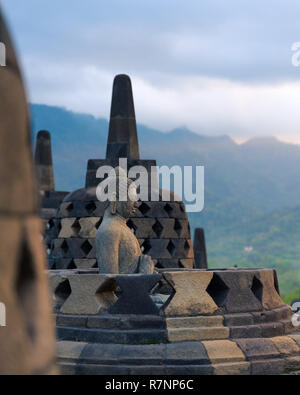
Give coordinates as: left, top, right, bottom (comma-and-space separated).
258, 270, 285, 309
251, 359, 285, 375
79, 217, 100, 238
60, 274, 117, 315
49, 273, 72, 311
288, 334, 300, 347
193, 228, 208, 269
284, 356, 300, 372
260, 322, 284, 338
135, 201, 168, 218
236, 338, 280, 360
275, 305, 293, 320
56, 314, 88, 328
86, 315, 165, 330
156, 259, 182, 269
167, 239, 193, 259
168, 327, 229, 342
213, 362, 250, 375
127, 218, 157, 238
34, 130, 55, 192
140, 239, 174, 259
74, 259, 97, 270
57, 202, 75, 218
109, 274, 162, 315
173, 219, 191, 239
229, 325, 262, 339
151, 219, 178, 239
202, 340, 246, 364
56, 340, 88, 360
53, 258, 75, 270
224, 313, 254, 327
163, 271, 218, 317
166, 341, 210, 365
210, 271, 262, 313
271, 336, 300, 356
57, 326, 167, 344
67, 238, 96, 259
106, 75, 140, 160
251, 310, 277, 323
166, 315, 224, 329
58, 218, 78, 238
179, 259, 195, 269
164, 365, 213, 375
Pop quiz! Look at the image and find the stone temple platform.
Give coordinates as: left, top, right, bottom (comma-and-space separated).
50, 268, 300, 375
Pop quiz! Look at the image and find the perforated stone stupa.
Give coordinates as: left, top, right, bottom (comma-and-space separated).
34, 130, 69, 252
48, 75, 194, 271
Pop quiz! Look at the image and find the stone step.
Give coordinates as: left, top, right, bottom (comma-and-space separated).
57, 326, 167, 345
168, 327, 229, 342
59, 362, 215, 375
166, 315, 224, 329
57, 340, 211, 368
56, 314, 166, 330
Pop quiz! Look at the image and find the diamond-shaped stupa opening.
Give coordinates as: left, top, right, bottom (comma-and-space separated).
152, 220, 163, 238
66, 203, 74, 213
95, 219, 102, 230
81, 240, 93, 256
127, 219, 137, 234
141, 239, 152, 255
54, 279, 72, 310
251, 275, 263, 302
164, 203, 173, 217
184, 240, 190, 253
206, 273, 229, 307
61, 240, 69, 254
85, 201, 97, 215
167, 240, 176, 257
67, 260, 77, 269
71, 219, 81, 235
138, 202, 151, 216
46, 219, 55, 230
174, 219, 182, 237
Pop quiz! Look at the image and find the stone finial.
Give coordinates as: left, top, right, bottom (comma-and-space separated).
106, 74, 140, 160
194, 228, 208, 269
34, 130, 55, 191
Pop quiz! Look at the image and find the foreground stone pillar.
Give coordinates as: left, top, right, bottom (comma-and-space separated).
0, 8, 56, 374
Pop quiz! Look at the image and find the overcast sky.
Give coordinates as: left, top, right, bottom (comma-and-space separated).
2, 0, 300, 143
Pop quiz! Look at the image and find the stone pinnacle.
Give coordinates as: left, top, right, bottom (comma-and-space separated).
106, 74, 140, 160
34, 130, 55, 191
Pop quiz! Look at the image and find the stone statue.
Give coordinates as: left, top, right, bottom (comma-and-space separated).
96, 167, 155, 274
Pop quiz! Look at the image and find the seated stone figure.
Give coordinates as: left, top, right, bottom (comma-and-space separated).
96, 167, 155, 274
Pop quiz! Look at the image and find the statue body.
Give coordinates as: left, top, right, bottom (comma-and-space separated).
96, 168, 154, 274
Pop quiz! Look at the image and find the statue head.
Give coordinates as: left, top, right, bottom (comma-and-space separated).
107, 167, 137, 219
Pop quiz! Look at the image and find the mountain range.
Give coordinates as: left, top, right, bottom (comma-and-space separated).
30, 104, 300, 301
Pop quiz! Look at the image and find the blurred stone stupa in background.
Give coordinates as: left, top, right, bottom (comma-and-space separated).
34, 130, 69, 253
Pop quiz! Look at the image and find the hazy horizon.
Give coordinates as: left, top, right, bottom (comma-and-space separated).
3, 0, 300, 144
30, 102, 300, 146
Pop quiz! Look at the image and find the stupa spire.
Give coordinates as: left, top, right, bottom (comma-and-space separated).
106, 74, 140, 160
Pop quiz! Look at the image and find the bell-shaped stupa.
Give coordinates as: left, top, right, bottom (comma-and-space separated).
48, 74, 195, 271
